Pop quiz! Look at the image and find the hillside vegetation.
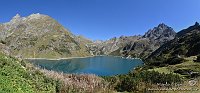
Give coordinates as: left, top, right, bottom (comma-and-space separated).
0, 52, 110, 93
0, 53, 56, 93
0, 49, 165, 92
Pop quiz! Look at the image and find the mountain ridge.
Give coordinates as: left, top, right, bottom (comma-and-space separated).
0, 13, 177, 59
0, 13, 91, 58
145, 22, 200, 66
88, 23, 176, 59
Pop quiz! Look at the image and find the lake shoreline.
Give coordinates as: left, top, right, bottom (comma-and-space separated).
24, 56, 95, 60
24, 55, 142, 60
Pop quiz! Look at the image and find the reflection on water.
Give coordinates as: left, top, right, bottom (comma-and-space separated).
29, 56, 143, 76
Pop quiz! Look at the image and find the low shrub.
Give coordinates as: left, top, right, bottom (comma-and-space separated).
195, 55, 200, 62
103, 70, 182, 92
164, 57, 184, 65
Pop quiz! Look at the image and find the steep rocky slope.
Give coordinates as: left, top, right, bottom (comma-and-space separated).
145, 22, 200, 66
0, 14, 91, 58
89, 23, 176, 59
88, 36, 141, 55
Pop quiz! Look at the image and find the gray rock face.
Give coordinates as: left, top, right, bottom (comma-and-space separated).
88, 23, 176, 59
143, 23, 175, 39
87, 36, 141, 55
143, 23, 176, 45
0, 43, 10, 56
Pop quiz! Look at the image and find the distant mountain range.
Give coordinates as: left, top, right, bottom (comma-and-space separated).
2, 14, 199, 61
0, 13, 183, 59
88, 23, 176, 59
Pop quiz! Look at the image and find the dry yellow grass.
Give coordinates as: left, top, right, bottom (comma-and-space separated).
39, 68, 111, 93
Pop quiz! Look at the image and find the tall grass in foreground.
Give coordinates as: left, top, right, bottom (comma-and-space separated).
0, 53, 57, 93
37, 68, 111, 93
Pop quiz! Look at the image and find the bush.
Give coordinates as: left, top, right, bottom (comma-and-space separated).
195, 55, 200, 62
164, 57, 184, 65
174, 69, 191, 75
115, 75, 137, 92
139, 70, 182, 84
103, 70, 182, 92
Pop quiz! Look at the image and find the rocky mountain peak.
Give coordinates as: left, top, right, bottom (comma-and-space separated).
10, 13, 50, 21
12, 14, 21, 19
0, 13, 91, 58
146, 22, 200, 66
10, 14, 22, 23
143, 23, 176, 39
26, 13, 53, 21
27, 13, 48, 20
177, 22, 200, 37
195, 22, 199, 26
5, 13, 62, 34
157, 23, 168, 29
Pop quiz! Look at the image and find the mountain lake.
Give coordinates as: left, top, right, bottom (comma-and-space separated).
28, 56, 143, 76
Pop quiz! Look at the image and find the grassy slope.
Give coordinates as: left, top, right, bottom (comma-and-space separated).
148, 56, 200, 76
146, 56, 200, 93
103, 56, 200, 92
0, 52, 111, 93
0, 53, 56, 93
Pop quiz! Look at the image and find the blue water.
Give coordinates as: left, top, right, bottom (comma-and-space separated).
28, 56, 143, 76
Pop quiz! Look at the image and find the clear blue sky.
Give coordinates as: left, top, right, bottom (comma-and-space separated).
1, 0, 200, 40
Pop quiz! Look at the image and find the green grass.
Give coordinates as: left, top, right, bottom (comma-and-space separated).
148, 67, 172, 74
0, 52, 110, 93
148, 56, 200, 78
0, 53, 56, 93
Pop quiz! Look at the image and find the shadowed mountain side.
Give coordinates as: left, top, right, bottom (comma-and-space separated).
145, 22, 200, 66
